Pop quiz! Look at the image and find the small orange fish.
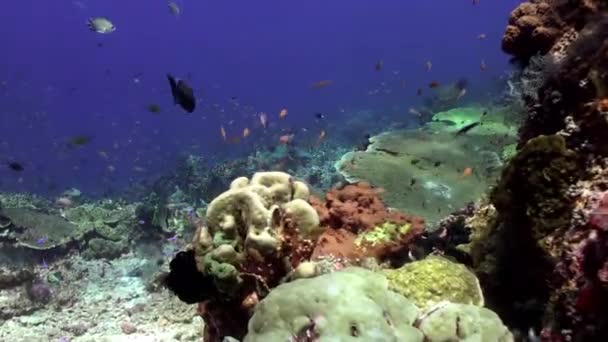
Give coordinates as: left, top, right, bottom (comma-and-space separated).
243, 128, 250, 138
429, 81, 440, 88
480, 59, 487, 72
279, 134, 294, 144
317, 129, 326, 143
477, 33, 486, 40
460, 167, 473, 179
220, 125, 227, 141
259, 112, 268, 128
279, 108, 288, 119
312, 80, 332, 89
425, 61, 432, 72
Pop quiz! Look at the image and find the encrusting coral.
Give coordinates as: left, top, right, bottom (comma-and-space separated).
383, 255, 484, 311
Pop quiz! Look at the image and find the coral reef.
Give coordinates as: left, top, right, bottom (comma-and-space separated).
383, 256, 484, 311
472, 2, 608, 339
166, 173, 432, 341
167, 171, 323, 340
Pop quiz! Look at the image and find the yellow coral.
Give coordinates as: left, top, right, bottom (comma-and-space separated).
383, 256, 484, 311
355, 222, 411, 247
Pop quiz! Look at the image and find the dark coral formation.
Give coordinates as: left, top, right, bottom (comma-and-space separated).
502, 0, 606, 61
502, 0, 563, 59
482, 1, 608, 339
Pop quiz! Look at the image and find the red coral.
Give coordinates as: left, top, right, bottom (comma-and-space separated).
310, 182, 425, 263
311, 182, 417, 233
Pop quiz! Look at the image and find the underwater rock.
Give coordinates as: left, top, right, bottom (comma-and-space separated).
244, 267, 423, 342
0, 266, 34, 290
415, 302, 513, 342
383, 255, 484, 311
82, 238, 128, 260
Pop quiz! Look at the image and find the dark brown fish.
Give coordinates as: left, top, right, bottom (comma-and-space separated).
167, 74, 196, 113
7, 162, 24, 172
455, 122, 481, 136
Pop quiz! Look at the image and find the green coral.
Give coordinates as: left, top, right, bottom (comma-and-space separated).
383, 256, 483, 310
355, 221, 411, 247
244, 267, 423, 342
417, 302, 513, 341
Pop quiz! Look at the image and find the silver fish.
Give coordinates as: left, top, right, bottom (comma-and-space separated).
168, 2, 181, 16
87, 17, 116, 34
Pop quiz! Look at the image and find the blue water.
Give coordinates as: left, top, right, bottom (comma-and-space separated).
0, 0, 521, 197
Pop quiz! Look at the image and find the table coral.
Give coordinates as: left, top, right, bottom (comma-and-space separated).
0, 207, 90, 250
334, 128, 510, 226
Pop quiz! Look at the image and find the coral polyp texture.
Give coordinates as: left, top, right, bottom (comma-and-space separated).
244, 267, 423, 342
383, 256, 484, 311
